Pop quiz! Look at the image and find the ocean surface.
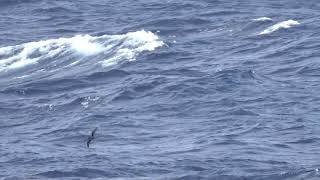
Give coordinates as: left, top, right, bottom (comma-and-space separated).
1, 1, 320, 179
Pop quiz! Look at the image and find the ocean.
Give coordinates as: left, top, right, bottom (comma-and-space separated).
1, 0, 320, 179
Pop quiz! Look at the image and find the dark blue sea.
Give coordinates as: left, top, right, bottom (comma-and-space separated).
1, 1, 320, 179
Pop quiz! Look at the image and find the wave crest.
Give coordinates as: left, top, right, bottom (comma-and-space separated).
0, 30, 164, 74
259, 20, 300, 35
253, 17, 272, 22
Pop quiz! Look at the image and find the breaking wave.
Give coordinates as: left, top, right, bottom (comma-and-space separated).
253, 17, 272, 22
259, 20, 300, 35
0, 30, 164, 77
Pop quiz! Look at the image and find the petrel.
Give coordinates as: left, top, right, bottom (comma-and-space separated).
87, 127, 98, 148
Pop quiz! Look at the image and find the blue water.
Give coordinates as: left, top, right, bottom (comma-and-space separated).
1, 1, 320, 179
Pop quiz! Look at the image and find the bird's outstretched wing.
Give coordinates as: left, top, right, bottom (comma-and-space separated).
91, 127, 98, 137
87, 138, 91, 148
87, 127, 98, 148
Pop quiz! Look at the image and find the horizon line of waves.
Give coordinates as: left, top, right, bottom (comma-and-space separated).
259, 19, 300, 35
0, 30, 164, 73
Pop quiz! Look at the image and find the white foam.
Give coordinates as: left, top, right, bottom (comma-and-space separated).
0, 36, 101, 71
69, 35, 104, 55
81, 96, 100, 108
0, 30, 164, 72
101, 30, 164, 66
259, 20, 300, 35
253, 17, 272, 22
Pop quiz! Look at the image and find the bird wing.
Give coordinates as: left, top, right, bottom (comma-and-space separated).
91, 127, 98, 137
87, 138, 91, 148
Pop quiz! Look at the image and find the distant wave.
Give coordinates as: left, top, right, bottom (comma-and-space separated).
259, 20, 300, 35
0, 30, 164, 73
253, 17, 272, 22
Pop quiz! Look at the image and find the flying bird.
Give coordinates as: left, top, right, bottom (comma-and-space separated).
87, 127, 98, 148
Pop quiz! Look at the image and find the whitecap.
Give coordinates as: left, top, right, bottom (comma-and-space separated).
101, 30, 165, 66
259, 20, 300, 35
253, 17, 272, 22
81, 96, 100, 108
0, 30, 164, 72
69, 35, 104, 56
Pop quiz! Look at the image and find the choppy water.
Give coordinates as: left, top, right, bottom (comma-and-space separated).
1, 1, 320, 179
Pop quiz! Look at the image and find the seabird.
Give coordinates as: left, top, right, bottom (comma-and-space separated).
87, 127, 98, 148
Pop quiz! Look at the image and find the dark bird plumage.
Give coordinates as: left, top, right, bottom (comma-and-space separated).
87, 127, 98, 148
